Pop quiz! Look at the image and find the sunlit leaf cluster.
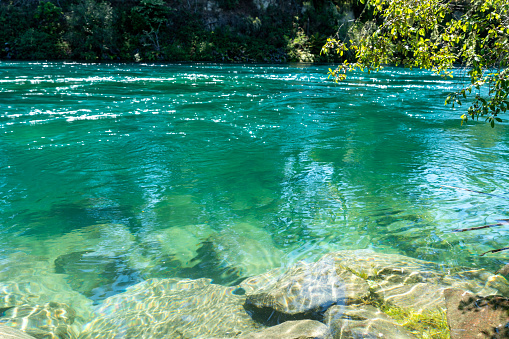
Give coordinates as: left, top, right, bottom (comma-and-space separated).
322, 0, 509, 127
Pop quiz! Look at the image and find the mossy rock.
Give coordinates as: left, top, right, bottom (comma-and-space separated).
324, 304, 417, 339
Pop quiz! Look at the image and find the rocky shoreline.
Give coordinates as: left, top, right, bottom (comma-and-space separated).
1, 248, 508, 339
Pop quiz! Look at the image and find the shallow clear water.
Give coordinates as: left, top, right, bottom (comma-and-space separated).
1, 61, 508, 303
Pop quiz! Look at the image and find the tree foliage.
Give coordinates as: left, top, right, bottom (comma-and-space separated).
322, 0, 509, 127
0, 0, 348, 62
66, 0, 114, 60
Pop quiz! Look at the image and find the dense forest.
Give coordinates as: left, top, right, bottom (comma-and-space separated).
0, 0, 362, 62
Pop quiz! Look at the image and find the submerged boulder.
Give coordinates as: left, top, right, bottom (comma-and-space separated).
78, 278, 263, 339
0, 253, 94, 325
10, 224, 151, 302
207, 222, 284, 279
140, 222, 283, 286
48, 223, 150, 301
0, 253, 91, 337
144, 224, 217, 268
54, 250, 142, 301
13, 224, 143, 267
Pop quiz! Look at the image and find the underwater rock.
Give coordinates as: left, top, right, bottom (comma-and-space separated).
228, 188, 275, 211
444, 288, 509, 339
0, 253, 94, 324
324, 304, 417, 339
0, 325, 37, 339
40, 223, 152, 302
140, 222, 282, 285
241, 255, 369, 315
12, 223, 150, 292
153, 194, 203, 226
238, 320, 332, 339
78, 278, 263, 339
48, 223, 151, 273
0, 302, 81, 339
208, 222, 283, 279
444, 269, 509, 297
54, 251, 142, 301
145, 224, 216, 268
497, 263, 509, 277
12, 224, 138, 264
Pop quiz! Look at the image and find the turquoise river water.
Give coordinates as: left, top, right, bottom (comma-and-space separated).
0, 62, 508, 307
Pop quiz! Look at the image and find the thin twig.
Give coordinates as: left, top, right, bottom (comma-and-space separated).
480, 247, 509, 256
452, 219, 509, 233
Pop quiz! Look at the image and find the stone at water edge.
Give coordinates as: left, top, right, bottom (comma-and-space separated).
444, 288, 509, 339
240, 255, 370, 315
238, 320, 332, 339
324, 304, 417, 339
0, 325, 37, 339
322, 250, 509, 311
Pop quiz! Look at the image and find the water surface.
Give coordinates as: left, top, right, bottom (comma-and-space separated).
1, 62, 508, 303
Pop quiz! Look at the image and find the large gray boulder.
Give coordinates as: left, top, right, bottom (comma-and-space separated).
241, 255, 370, 315
78, 278, 263, 339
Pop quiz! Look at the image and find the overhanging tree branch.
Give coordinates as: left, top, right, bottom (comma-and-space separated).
322, 0, 509, 127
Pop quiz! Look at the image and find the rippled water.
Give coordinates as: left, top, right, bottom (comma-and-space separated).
1, 61, 508, 304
